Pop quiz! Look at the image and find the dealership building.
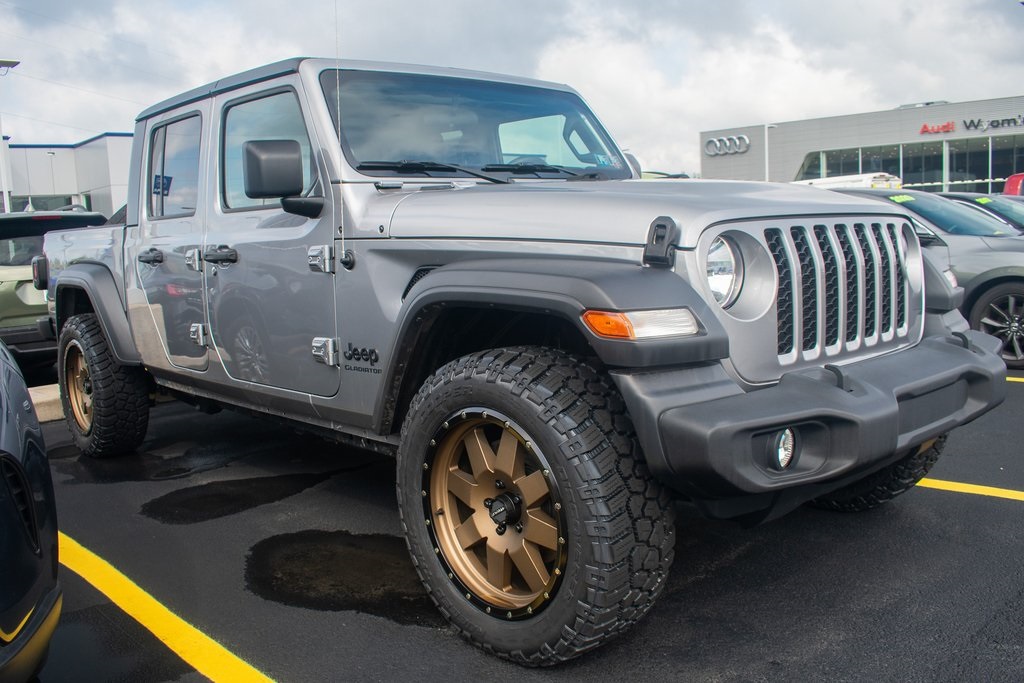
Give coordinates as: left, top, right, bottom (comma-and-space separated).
700, 94, 1024, 193
0, 132, 132, 217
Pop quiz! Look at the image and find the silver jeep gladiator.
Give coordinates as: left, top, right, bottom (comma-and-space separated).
35, 58, 1006, 665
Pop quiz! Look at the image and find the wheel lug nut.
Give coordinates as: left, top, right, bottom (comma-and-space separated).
484, 498, 494, 508
514, 523, 523, 533
495, 480, 505, 489
496, 524, 506, 535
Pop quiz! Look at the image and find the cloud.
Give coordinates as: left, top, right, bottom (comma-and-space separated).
2, 0, 1023, 172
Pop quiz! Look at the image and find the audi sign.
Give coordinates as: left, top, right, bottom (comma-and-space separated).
704, 135, 750, 156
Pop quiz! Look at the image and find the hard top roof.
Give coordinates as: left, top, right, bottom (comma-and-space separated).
136, 58, 574, 122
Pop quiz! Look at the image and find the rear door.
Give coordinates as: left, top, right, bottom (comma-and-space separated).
205, 81, 339, 396
130, 105, 209, 371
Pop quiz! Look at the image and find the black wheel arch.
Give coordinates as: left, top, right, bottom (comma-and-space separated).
962, 272, 1024, 319
54, 263, 141, 365
376, 257, 729, 434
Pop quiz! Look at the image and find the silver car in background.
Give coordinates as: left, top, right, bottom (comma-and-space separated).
838, 188, 1024, 368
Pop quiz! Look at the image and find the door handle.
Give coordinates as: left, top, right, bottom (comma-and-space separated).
137, 248, 164, 264
203, 245, 239, 264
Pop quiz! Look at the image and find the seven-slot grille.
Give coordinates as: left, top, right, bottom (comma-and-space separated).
766, 222, 910, 359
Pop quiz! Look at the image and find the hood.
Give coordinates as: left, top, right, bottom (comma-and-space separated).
980, 235, 1024, 252
384, 179, 912, 247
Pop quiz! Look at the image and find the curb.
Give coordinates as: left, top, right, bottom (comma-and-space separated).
29, 384, 63, 423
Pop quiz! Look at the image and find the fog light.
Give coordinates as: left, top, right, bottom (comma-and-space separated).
770, 429, 796, 470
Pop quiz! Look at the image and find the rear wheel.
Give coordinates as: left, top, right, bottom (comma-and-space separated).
397, 347, 675, 665
58, 313, 149, 457
809, 436, 945, 512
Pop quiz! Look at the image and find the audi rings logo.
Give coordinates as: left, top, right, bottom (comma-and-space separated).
704, 135, 750, 156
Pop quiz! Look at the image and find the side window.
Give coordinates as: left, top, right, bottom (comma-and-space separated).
148, 115, 202, 218
222, 90, 316, 210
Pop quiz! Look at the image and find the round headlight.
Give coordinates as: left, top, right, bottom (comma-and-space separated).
706, 236, 743, 307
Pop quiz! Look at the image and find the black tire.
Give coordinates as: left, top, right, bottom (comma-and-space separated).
968, 282, 1024, 369
58, 313, 150, 457
396, 347, 675, 666
809, 436, 945, 512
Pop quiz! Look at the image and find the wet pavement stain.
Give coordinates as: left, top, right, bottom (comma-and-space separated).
246, 530, 445, 628
140, 470, 347, 524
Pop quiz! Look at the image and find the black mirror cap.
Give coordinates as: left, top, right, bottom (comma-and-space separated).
243, 140, 304, 198
281, 197, 324, 219
31, 255, 48, 290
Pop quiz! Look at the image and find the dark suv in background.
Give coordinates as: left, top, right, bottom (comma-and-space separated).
0, 207, 107, 374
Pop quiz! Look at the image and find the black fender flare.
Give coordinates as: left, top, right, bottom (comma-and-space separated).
396, 257, 729, 367
378, 257, 729, 430
55, 263, 141, 365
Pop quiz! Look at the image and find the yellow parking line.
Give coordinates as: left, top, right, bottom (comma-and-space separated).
1008, 377, 1024, 383
58, 532, 273, 683
918, 478, 1024, 502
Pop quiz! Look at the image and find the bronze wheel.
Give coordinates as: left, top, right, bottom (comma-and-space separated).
57, 313, 150, 458
63, 338, 93, 433
425, 410, 566, 617
397, 347, 675, 665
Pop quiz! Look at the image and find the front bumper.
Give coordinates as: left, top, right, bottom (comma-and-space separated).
0, 583, 62, 683
612, 329, 1006, 523
0, 320, 57, 367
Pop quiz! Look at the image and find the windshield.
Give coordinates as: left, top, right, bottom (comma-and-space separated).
320, 70, 630, 180
881, 192, 1018, 236
970, 195, 1024, 227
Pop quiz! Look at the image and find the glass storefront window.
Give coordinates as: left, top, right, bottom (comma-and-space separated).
795, 152, 822, 180
825, 148, 859, 177
991, 134, 1024, 193
948, 137, 990, 192
901, 141, 944, 191
861, 145, 901, 177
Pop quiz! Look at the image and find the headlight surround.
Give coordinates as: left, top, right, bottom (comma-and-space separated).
706, 236, 743, 308
582, 308, 699, 340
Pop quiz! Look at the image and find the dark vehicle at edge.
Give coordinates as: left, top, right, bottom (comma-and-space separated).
0, 339, 60, 682
838, 187, 1024, 368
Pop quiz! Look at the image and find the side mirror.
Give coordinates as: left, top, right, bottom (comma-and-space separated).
243, 140, 304, 198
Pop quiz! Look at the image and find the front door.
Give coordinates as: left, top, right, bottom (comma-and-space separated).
205, 84, 339, 397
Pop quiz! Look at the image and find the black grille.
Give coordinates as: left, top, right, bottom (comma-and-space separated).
834, 226, 860, 342
871, 224, 894, 334
1, 456, 39, 552
766, 221, 912, 359
790, 227, 819, 351
814, 226, 841, 347
855, 225, 879, 338
887, 224, 907, 328
766, 228, 794, 354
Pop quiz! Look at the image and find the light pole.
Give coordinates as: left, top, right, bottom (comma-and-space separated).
764, 123, 778, 182
0, 59, 19, 213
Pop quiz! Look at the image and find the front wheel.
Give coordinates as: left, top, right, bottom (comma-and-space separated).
809, 436, 945, 512
969, 282, 1024, 369
397, 347, 675, 666
58, 313, 150, 457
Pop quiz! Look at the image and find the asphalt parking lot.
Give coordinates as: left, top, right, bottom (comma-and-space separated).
33, 373, 1024, 682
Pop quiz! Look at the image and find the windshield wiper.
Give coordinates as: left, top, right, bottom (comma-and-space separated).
357, 160, 509, 184
480, 163, 579, 177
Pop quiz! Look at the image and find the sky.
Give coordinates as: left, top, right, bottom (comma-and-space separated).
2, 0, 1023, 175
